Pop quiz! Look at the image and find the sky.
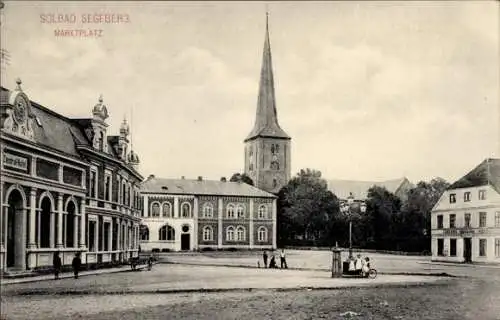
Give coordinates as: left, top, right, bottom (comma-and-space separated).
1, 1, 499, 184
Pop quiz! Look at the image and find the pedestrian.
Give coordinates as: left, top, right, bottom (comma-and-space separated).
53, 251, 62, 280
148, 254, 154, 271
263, 250, 268, 268
355, 254, 363, 275
280, 249, 288, 269
72, 252, 82, 279
269, 255, 278, 268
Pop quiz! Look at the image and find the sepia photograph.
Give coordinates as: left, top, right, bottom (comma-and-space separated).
0, 1, 499, 319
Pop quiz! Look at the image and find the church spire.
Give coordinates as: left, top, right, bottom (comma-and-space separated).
245, 13, 290, 142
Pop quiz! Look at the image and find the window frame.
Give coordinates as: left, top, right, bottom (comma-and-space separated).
202, 225, 214, 241
226, 226, 235, 241
158, 224, 175, 241
162, 202, 172, 218
449, 193, 456, 203
449, 214, 456, 229
464, 192, 471, 202
479, 238, 487, 257
226, 204, 235, 219
202, 203, 214, 218
236, 226, 246, 241
151, 202, 161, 217
257, 226, 268, 242
479, 212, 487, 228
258, 205, 268, 219
181, 202, 191, 218
437, 215, 444, 229
479, 190, 487, 200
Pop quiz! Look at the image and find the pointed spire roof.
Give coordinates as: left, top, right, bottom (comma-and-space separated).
245, 13, 290, 142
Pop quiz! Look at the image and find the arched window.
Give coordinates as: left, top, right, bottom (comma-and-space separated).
257, 226, 268, 242
140, 225, 149, 241
226, 226, 235, 241
273, 178, 277, 188
236, 205, 245, 218
181, 202, 191, 218
65, 200, 76, 248
203, 203, 213, 218
236, 226, 245, 241
151, 203, 160, 217
203, 226, 214, 241
258, 205, 268, 219
226, 204, 235, 218
159, 225, 175, 241
162, 202, 172, 217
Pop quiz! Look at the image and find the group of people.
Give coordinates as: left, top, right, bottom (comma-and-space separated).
53, 251, 82, 280
261, 249, 288, 269
347, 254, 371, 276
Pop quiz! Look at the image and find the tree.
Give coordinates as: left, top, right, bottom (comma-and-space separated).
398, 177, 450, 252
277, 168, 340, 246
229, 173, 254, 186
363, 186, 402, 250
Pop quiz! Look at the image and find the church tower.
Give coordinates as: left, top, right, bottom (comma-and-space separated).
244, 14, 291, 194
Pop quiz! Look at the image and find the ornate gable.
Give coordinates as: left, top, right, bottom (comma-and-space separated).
1, 79, 35, 141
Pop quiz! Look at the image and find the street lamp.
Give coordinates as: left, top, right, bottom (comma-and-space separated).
340, 193, 367, 259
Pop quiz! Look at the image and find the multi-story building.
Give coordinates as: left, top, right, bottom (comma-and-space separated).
139, 176, 277, 251
244, 15, 291, 194
431, 158, 500, 264
0, 80, 142, 273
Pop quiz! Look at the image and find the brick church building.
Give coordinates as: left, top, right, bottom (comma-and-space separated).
139, 15, 290, 251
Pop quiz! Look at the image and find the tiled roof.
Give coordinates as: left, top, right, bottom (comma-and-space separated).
326, 177, 410, 200
141, 177, 276, 198
29, 102, 89, 157
449, 158, 500, 194
245, 17, 290, 142
2, 86, 124, 163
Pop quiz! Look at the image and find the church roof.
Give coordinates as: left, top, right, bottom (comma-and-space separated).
141, 177, 276, 198
448, 158, 500, 194
326, 177, 412, 200
245, 14, 290, 142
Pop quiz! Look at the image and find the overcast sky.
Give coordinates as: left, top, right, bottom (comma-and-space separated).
1, 1, 499, 184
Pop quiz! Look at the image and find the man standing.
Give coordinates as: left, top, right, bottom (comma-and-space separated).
53, 251, 62, 280
280, 249, 288, 269
72, 252, 82, 279
262, 250, 268, 268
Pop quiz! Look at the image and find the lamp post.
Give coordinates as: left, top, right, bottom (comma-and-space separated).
340, 193, 367, 259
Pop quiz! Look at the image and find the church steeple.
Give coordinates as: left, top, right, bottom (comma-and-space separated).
244, 13, 292, 194
245, 13, 290, 142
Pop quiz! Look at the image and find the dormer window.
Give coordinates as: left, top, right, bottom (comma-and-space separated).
464, 192, 471, 202
449, 193, 456, 203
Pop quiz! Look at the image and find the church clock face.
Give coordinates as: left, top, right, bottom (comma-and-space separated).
13, 97, 28, 124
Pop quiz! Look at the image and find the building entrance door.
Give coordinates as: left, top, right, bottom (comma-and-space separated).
181, 234, 190, 251
463, 238, 472, 263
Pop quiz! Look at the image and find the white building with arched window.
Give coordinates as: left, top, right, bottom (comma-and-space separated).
139, 176, 277, 251
0, 81, 143, 274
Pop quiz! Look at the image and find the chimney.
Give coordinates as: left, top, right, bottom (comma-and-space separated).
197, 176, 203, 181
220, 177, 227, 182
181, 176, 185, 180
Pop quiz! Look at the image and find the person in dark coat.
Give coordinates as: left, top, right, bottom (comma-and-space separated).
262, 250, 268, 268
53, 251, 62, 280
72, 252, 82, 279
269, 255, 278, 269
